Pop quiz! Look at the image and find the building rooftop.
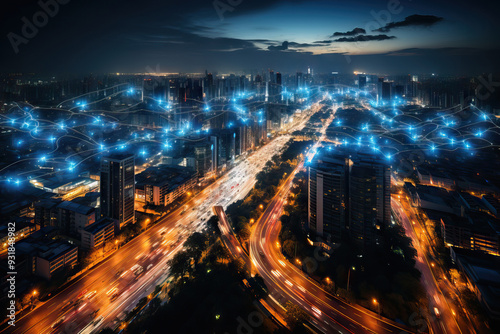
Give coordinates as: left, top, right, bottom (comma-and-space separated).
57, 201, 94, 215
16, 238, 76, 261
136, 165, 197, 189
36, 198, 62, 209
457, 192, 486, 210
71, 192, 100, 207
0, 185, 54, 215
37, 241, 77, 261
83, 217, 115, 234
442, 211, 500, 235
453, 248, 500, 318
102, 153, 135, 162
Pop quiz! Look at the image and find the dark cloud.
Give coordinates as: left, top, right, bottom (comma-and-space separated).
288, 42, 319, 48
127, 27, 259, 52
333, 35, 395, 42
375, 14, 443, 32
332, 27, 366, 37
268, 41, 289, 51
267, 40, 328, 51
248, 39, 278, 44
313, 40, 332, 44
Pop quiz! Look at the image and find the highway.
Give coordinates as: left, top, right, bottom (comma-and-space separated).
243, 110, 419, 334
2, 104, 318, 334
248, 164, 418, 334
392, 197, 471, 334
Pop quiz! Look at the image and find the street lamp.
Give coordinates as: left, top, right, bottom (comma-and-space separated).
31, 290, 38, 309
372, 298, 381, 318
347, 266, 355, 292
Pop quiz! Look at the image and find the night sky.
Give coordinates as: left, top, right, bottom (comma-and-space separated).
2, 0, 500, 74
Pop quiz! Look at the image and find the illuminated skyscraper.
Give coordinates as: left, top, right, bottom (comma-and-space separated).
296, 72, 304, 89
308, 149, 391, 248
194, 143, 212, 176
308, 155, 349, 243
276, 72, 282, 86
358, 75, 367, 90
100, 153, 135, 228
381, 81, 392, 101
349, 152, 391, 246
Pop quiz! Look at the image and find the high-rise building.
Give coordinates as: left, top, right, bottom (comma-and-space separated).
377, 77, 385, 103
308, 149, 391, 248
269, 70, 275, 84
349, 152, 391, 246
100, 153, 135, 229
394, 84, 404, 99
194, 143, 212, 176
211, 130, 236, 169
236, 124, 252, 156
308, 155, 349, 242
276, 72, 282, 86
381, 81, 392, 101
210, 135, 219, 174
57, 201, 95, 237
358, 75, 367, 90
296, 72, 304, 89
